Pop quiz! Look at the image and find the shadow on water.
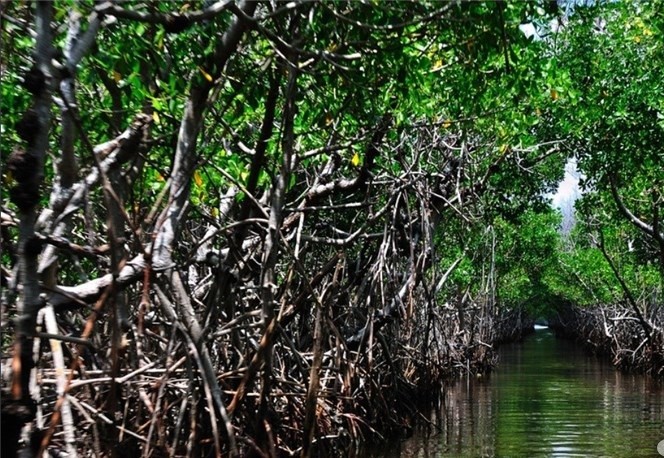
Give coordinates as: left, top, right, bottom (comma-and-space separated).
369, 327, 664, 457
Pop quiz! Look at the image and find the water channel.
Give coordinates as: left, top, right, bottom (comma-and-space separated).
378, 327, 664, 457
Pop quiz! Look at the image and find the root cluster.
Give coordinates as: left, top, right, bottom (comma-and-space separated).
550, 303, 664, 377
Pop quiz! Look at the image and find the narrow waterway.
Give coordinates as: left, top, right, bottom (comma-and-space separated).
381, 327, 664, 457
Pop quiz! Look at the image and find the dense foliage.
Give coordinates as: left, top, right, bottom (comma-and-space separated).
1, 1, 662, 456
525, 4, 660, 301
517, 0, 664, 374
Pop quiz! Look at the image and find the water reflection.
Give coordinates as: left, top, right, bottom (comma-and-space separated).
382, 329, 664, 457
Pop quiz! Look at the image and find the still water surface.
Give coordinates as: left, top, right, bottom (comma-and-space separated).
382, 328, 664, 457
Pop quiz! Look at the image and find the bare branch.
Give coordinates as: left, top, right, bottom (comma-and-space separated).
152, 0, 257, 269
95, 0, 234, 32
609, 173, 664, 243
48, 255, 146, 310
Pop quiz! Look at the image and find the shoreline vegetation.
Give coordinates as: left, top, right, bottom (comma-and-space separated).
2, 1, 663, 456
550, 303, 664, 379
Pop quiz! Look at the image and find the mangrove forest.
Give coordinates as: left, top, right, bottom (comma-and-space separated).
1, 0, 663, 456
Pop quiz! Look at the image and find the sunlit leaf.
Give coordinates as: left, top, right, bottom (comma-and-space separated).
199, 66, 213, 82
193, 170, 203, 187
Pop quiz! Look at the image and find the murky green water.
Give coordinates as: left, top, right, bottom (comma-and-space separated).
381, 328, 664, 457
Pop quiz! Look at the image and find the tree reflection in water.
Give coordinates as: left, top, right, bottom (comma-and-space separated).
378, 329, 664, 458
